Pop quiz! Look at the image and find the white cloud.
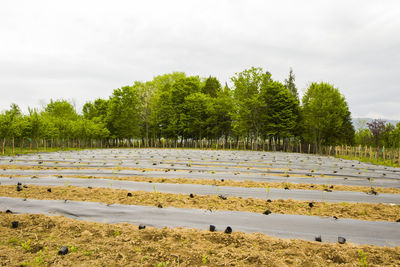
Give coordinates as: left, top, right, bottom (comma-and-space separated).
0, 0, 399, 119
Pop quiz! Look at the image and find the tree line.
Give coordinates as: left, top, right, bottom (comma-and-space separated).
1, 67, 359, 153
355, 119, 400, 149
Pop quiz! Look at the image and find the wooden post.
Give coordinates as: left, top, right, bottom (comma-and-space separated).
308, 144, 310, 154
230, 140, 232, 150
383, 146, 385, 163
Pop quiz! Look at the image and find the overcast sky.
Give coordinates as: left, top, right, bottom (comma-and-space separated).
1, 0, 399, 119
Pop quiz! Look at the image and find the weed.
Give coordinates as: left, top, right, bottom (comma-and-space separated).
21, 239, 31, 252
8, 237, 19, 245
70, 245, 78, 252
114, 230, 121, 237
265, 186, 270, 200
156, 261, 170, 267
202, 254, 208, 264
358, 249, 368, 267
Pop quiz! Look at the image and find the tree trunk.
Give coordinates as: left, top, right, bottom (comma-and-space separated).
2, 138, 5, 155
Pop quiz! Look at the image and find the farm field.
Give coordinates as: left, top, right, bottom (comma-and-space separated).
1, 148, 400, 266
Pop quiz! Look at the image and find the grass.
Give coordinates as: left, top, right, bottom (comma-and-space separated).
1, 146, 86, 157
336, 155, 400, 168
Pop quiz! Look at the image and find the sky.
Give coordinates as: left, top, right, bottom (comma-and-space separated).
1, 0, 399, 119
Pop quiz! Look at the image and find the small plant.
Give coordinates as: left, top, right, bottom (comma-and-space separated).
368, 178, 374, 188
156, 261, 170, 267
21, 240, 31, 252
358, 249, 368, 267
114, 230, 121, 237
70, 245, 78, 253
202, 254, 208, 264
265, 186, 270, 200
8, 237, 19, 245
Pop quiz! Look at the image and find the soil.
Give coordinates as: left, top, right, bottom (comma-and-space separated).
3, 173, 400, 194
1, 185, 399, 222
1, 213, 399, 266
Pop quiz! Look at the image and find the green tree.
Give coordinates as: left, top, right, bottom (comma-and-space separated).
259, 80, 299, 142
302, 82, 355, 148
202, 76, 222, 98
231, 67, 271, 143
284, 68, 299, 100
107, 86, 141, 140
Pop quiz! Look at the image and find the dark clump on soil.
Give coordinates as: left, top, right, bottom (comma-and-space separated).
58, 246, 68, 255
224, 226, 232, 234
338, 237, 346, 244
209, 225, 216, 232
263, 209, 272, 215
315, 235, 322, 242
11, 221, 18, 228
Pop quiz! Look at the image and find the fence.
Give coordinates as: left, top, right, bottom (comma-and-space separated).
1, 137, 399, 167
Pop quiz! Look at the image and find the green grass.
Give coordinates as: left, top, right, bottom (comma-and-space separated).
335, 155, 400, 168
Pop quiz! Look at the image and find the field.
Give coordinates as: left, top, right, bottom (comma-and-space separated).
1, 148, 400, 266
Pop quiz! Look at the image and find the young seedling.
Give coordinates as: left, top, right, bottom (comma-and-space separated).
21, 240, 31, 251
358, 249, 368, 267
265, 186, 270, 201
202, 255, 208, 264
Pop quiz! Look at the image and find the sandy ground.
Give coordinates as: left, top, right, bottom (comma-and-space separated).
1, 213, 399, 267
1, 185, 399, 222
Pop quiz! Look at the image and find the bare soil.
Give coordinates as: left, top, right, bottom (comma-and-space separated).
1, 213, 399, 267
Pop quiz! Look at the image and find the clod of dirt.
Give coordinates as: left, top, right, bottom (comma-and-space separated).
315, 235, 322, 242
38, 161, 43, 164
189, 193, 194, 198
338, 237, 346, 244
224, 226, 232, 234
329, 185, 334, 189
263, 209, 272, 215
309, 202, 314, 208
47, 188, 52, 193
218, 194, 227, 200
209, 225, 216, 232
396, 219, 400, 223
6, 209, 12, 214
138, 224, 146, 230
127, 192, 132, 197
148, 181, 152, 183
11, 221, 19, 228
58, 246, 69, 255
157, 203, 163, 208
